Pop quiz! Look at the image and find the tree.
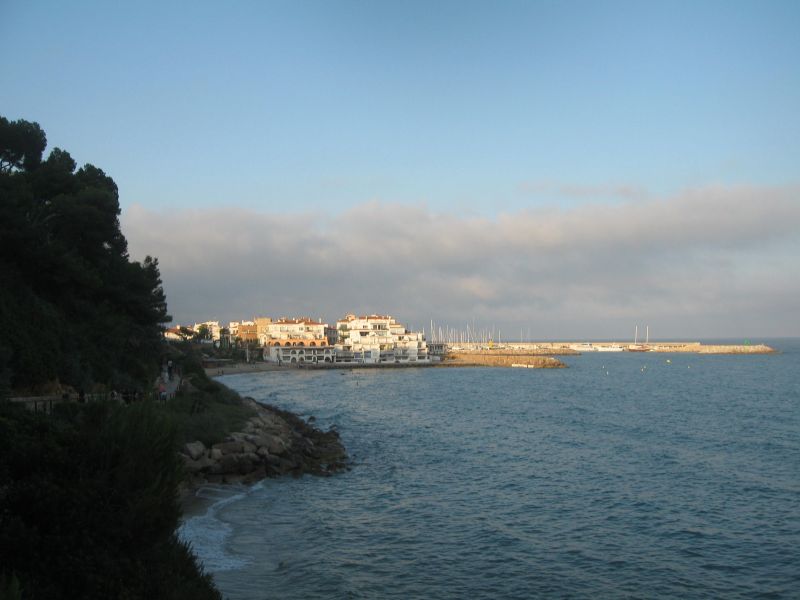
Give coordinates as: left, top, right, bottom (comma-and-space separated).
195, 324, 211, 341
0, 117, 47, 173
0, 115, 219, 599
0, 115, 171, 392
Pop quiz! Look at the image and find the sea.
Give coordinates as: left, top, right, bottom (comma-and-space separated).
179, 339, 800, 599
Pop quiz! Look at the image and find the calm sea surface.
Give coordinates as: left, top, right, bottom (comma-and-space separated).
180, 339, 800, 599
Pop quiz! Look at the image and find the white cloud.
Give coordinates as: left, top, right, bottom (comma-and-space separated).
122, 184, 800, 338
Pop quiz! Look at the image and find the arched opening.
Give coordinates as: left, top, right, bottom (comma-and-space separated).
309, 341, 316, 347
284, 341, 292, 347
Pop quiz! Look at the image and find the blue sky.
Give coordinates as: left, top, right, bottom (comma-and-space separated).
3, 0, 798, 212
2, 1, 799, 336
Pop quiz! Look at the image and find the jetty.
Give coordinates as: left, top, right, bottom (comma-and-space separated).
437, 342, 775, 355
439, 351, 566, 368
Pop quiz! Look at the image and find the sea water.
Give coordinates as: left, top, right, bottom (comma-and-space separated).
179, 339, 800, 599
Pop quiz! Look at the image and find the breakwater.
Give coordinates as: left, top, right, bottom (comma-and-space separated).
439, 352, 566, 368
443, 341, 775, 354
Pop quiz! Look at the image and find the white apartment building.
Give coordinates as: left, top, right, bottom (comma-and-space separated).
262, 317, 329, 362
259, 314, 428, 365
335, 314, 428, 364
260, 317, 327, 345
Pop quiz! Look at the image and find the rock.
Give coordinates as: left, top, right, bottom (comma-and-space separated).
249, 433, 287, 455
184, 399, 348, 491
216, 453, 241, 474
245, 434, 273, 448
265, 453, 282, 467
183, 455, 215, 474
183, 441, 206, 461
242, 467, 267, 484
277, 457, 296, 473
242, 452, 260, 466
212, 441, 244, 455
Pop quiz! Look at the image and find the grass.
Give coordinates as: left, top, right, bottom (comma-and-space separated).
162, 353, 256, 448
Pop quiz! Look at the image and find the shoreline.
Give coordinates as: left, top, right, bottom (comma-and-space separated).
179, 392, 348, 509
203, 358, 564, 377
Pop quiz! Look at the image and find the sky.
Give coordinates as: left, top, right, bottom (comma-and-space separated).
2, 0, 799, 339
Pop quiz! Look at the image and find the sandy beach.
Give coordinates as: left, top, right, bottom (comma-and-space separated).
204, 361, 287, 377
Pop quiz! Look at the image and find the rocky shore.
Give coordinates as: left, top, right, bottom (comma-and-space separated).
179, 397, 347, 495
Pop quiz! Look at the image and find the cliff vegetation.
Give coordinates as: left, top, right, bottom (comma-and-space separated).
0, 116, 220, 598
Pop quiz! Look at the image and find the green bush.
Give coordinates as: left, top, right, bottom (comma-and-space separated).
0, 400, 221, 599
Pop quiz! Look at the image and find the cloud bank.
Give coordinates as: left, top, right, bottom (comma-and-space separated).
122, 184, 800, 339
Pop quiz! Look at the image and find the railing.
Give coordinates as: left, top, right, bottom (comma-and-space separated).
8, 395, 67, 413
8, 387, 179, 414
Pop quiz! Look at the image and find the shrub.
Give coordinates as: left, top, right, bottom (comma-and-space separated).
0, 400, 221, 599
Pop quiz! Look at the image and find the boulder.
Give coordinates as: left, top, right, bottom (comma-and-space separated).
210, 448, 223, 461
245, 434, 273, 448
216, 453, 241, 474
241, 452, 261, 467
183, 441, 206, 461
265, 453, 283, 467
213, 441, 244, 455
264, 434, 288, 455
183, 455, 215, 474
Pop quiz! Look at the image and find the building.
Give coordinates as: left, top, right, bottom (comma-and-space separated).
334, 314, 428, 364
261, 317, 330, 362
164, 326, 185, 341
260, 314, 428, 365
193, 320, 221, 341
237, 320, 258, 343
255, 317, 272, 341
261, 317, 327, 345
228, 321, 240, 337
